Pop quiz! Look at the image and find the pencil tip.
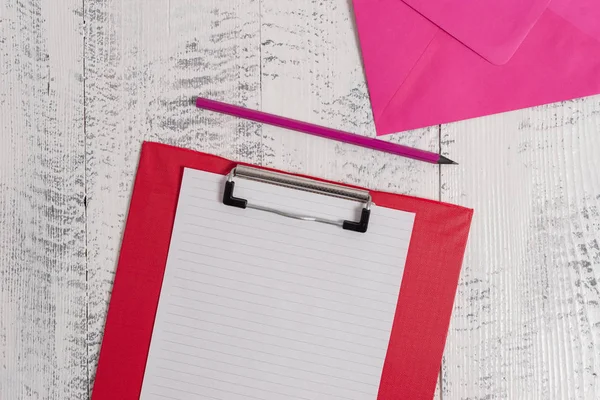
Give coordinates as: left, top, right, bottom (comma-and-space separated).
438, 155, 458, 165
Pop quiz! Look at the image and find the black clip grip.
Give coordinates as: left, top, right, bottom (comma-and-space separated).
342, 208, 371, 233
223, 181, 247, 209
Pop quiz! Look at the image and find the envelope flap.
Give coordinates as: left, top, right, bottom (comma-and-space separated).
401, 0, 552, 65
550, 0, 600, 43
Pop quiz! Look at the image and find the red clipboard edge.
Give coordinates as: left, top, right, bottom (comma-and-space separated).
91, 142, 473, 400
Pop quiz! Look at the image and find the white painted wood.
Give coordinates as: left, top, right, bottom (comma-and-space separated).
260, 0, 439, 198
441, 98, 600, 399
0, 0, 86, 399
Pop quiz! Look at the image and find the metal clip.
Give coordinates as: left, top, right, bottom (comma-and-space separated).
223, 166, 372, 233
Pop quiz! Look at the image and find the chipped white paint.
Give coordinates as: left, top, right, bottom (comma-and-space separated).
0, 0, 599, 399
0, 0, 86, 399
441, 100, 600, 399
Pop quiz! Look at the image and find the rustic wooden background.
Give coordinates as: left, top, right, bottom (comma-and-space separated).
1, 0, 599, 399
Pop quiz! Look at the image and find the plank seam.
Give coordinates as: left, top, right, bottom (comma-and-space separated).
82, 0, 90, 397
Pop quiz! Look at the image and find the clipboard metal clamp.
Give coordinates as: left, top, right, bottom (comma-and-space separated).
223, 165, 372, 233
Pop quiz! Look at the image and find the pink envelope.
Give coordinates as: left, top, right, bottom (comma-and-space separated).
353, 0, 600, 135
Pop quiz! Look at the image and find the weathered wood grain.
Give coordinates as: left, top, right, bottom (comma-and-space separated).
260, 0, 440, 198
441, 98, 600, 399
0, 0, 86, 399
83, 0, 263, 391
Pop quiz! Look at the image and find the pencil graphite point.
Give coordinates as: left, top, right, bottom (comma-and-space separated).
438, 155, 458, 165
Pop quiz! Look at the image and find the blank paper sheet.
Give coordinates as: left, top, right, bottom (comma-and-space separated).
139, 168, 415, 400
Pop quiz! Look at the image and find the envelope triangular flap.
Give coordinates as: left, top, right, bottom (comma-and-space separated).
401, 0, 552, 65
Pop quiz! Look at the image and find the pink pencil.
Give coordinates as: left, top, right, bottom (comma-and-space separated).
195, 97, 456, 165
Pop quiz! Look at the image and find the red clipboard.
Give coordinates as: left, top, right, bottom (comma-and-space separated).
91, 142, 473, 400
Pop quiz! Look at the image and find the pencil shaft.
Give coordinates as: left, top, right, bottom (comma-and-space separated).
195, 97, 441, 164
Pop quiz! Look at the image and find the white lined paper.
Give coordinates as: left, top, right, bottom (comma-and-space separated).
139, 168, 415, 400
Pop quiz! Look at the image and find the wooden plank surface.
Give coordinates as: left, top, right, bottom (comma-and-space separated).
441, 99, 600, 399
1, 0, 600, 398
0, 0, 87, 399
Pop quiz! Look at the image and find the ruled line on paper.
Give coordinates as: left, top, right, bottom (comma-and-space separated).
168, 294, 389, 335
169, 290, 391, 327
169, 286, 392, 322
139, 168, 416, 400
146, 393, 184, 400
162, 329, 382, 367
164, 310, 389, 350
166, 303, 390, 347
155, 358, 362, 400
171, 274, 393, 314
150, 377, 276, 400
176, 247, 400, 286
178, 244, 402, 281
179, 234, 403, 271
152, 374, 317, 400
176, 253, 399, 289
156, 353, 375, 391
161, 347, 376, 386
163, 309, 385, 360
182, 211, 410, 252
174, 262, 398, 304
156, 365, 357, 400
160, 319, 386, 364
166, 280, 395, 341
180, 223, 406, 265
